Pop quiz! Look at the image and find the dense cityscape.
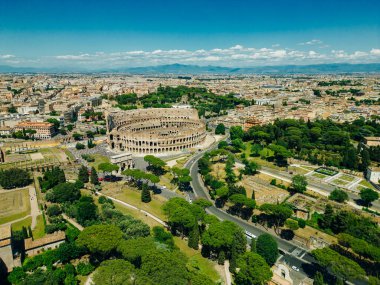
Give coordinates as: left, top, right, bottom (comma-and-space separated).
1, 1, 380, 285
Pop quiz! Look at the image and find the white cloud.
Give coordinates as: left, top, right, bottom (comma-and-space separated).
0, 54, 15, 59
299, 39, 323, 46
23, 45, 380, 68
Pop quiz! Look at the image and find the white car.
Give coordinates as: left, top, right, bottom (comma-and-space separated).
245, 230, 257, 239
291, 266, 300, 272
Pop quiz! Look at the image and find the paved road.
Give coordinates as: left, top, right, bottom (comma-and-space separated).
184, 146, 316, 277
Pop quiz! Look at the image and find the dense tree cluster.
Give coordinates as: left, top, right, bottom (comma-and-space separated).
238, 118, 380, 170
112, 86, 252, 118
318, 204, 380, 247
38, 167, 66, 191
0, 168, 32, 189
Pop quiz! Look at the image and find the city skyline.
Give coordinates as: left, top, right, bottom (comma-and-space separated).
0, 0, 379, 68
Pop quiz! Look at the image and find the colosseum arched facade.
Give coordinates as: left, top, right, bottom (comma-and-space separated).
106, 108, 206, 155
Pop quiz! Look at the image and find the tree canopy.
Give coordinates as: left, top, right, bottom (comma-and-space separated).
76, 224, 123, 256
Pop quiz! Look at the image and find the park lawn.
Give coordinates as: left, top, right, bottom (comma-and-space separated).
173, 236, 222, 283
63, 148, 75, 162
88, 154, 110, 171
113, 203, 162, 228
250, 156, 285, 171
311, 172, 328, 179
332, 179, 349, 186
339, 174, 356, 182
102, 184, 167, 221
359, 180, 375, 189
11, 216, 32, 231
288, 166, 309, 175
303, 165, 317, 171
32, 215, 46, 239
0, 188, 31, 225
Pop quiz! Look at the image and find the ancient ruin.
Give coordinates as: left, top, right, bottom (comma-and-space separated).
106, 108, 206, 155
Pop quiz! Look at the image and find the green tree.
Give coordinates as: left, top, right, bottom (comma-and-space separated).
188, 226, 200, 250
0, 168, 32, 189
285, 219, 299, 231
260, 203, 293, 234
215, 123, 226, 135
46, 204, 61, 217
291, 174, 308, 193
218, 250, 225, 265
98, 162, 119, 176
329, 188, 349, 203
76, 224, 123, 257
90, 167, 99, 185
75, 142, 85, 150
92, 259, 149, 285
360, 188, 379, 207
318, 204, 334, 229
50, 182, 81, 203
250, 238, 256, 252
312, 247, 365, 282
76, 196, 98, 225
235, 252, 273, 285
314, 271, 325, 285
140, 250, 189, 285
256, 233, 279, 266
230, 126, 244, 140
78, 165, 89, 183
144, 155, 167, 175
141, 184, 152, 203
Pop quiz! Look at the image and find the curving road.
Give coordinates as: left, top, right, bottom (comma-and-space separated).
184, 145, 316, 278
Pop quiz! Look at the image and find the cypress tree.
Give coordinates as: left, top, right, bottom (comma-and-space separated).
78, 166, 89, 183
27, 226, 33, 239
218, 250, 225, 265
229, 248, 237, 273
90, 167, 99, 185
188, 225, 199, 250
22, 226, 28, 238
250, 238, 256, 252
141, 184, 151, 203
314, 271, 325, 285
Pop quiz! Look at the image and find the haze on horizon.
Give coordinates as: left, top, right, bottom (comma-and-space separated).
0, 0, 379, 69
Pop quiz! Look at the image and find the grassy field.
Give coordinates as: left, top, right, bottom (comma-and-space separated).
88, 154, 110, 171
359, 180, 375, 190
332, 179, 349, 186
288, 166, 309, 175
311, 172, 328, 179
32, 215, 46, 239
102, 183, 167, 220
173, 236, 222, 283
11, 216, 32, 231
0, 188, 30, 225
339, 174, 356, 182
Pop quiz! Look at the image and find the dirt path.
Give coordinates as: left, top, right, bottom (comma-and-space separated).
28, 186, 40, 229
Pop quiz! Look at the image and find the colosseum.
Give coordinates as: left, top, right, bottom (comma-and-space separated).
106, 108, 206, 155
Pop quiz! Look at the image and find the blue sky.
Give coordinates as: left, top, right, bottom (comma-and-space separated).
0, 0, 379, 68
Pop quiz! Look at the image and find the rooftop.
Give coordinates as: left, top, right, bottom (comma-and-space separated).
24, 231, 65, 250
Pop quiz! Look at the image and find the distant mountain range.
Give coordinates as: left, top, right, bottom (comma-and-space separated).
1, 63, 380, 74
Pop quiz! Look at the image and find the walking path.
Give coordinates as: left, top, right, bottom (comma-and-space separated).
29, 186, 40, 229
224, 260, 232, 285
62, 213, 84, 231
95, 191, 167, 226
